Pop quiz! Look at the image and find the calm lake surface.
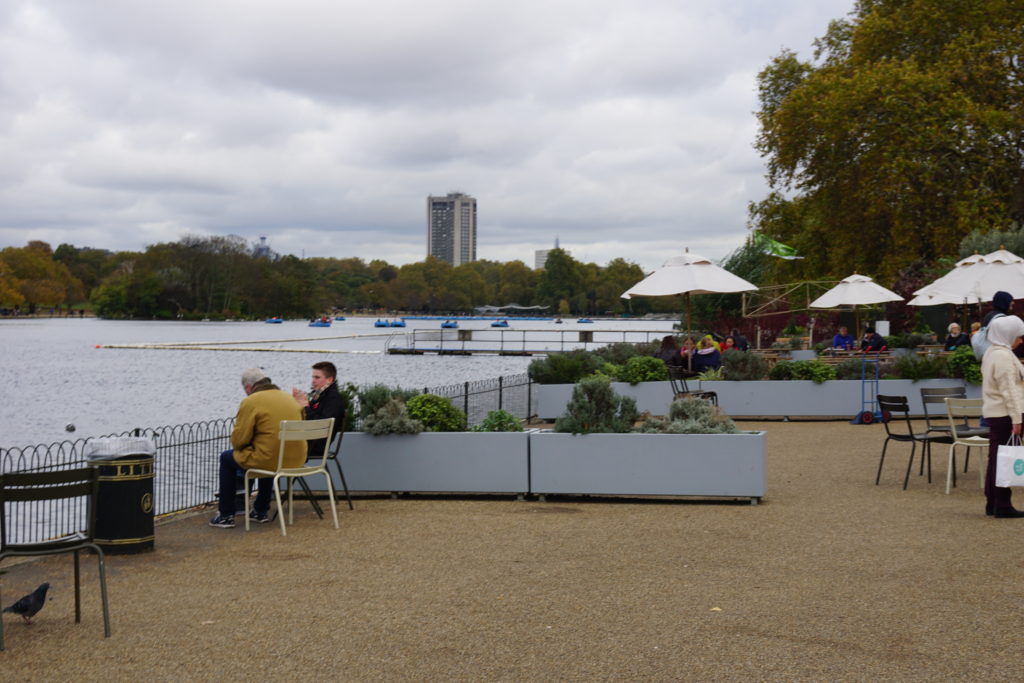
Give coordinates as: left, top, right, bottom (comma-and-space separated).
0, 316, 673, 447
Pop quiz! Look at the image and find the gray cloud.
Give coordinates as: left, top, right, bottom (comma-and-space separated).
0, 0, 854, 271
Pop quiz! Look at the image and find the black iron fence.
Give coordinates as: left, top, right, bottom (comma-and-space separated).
1, 375, 533, 543
423, 373, 533, 426
1, 420, 232, 544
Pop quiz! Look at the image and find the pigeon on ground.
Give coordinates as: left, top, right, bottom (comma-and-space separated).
3, 582, 50, 624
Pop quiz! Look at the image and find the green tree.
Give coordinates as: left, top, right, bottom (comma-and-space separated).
594, 258, 645, 314
90, 259, 162, 317
536, 248, 583, 313
753, 0, 1024, 282
447, 264, 491, 310
496, 260, 536, 305
53, 244, 116, 301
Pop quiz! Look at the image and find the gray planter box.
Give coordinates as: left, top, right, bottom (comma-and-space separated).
324, 431, 530, 494
535, 379, 979, 420
529, 431, 766, 502
699, 379, 978, 418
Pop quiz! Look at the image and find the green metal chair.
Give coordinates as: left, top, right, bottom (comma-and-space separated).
0, 466, 111, 649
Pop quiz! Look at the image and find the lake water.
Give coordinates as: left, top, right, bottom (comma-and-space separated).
0, 316, 674, 447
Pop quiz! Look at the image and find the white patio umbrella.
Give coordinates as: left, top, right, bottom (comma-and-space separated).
809, 274, 903, 309
809, 273, 903, 338
621, 250, 757, 332
910, 249, 1024, 306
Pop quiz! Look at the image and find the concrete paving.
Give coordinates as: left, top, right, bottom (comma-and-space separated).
0, 420, 1014, 681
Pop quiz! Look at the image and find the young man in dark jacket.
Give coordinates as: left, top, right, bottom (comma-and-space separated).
292, 361, 347, 459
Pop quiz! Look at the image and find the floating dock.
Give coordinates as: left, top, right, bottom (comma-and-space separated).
385, 328, 668, 356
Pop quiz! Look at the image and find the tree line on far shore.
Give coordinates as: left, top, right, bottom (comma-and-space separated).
0, 236, 679, 319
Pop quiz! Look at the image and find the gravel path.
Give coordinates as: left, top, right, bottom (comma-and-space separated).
0, 420, 1013, 681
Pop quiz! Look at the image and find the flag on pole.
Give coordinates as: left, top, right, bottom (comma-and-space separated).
752, 232, 803, 260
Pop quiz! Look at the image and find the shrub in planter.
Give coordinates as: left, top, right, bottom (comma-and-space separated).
721, 348, 769, 380
616, 355, 669, 384
833, 358, 865, 380
357, 384, 420, 422
554, 375, 639, 434
470, 409, 524, 432
947, 345, 982, 384
696, 367, 725, 381
636, 397, 739, 434
528, 349, 603, 384
594, 341, 650, 365
769, 359, 836, 383
890, 353, 949, 380
362, 398, 423, 435
406, 393, 467, 432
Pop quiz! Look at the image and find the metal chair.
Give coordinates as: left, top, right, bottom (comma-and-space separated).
0, 466, 111, 649
668, 366, 718, 406
321, 423, 354, 511
244, 418, 339, 536
944, 398, 989, 494
875, 395, 954, 489
920, 387, 967, 436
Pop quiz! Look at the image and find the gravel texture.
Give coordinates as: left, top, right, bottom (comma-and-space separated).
0, 420, 1014, 681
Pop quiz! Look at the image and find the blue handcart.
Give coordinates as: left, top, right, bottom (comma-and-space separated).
850, 352, 886, 424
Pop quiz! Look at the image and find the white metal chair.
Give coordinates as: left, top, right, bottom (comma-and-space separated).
944, 398, 988, 495
244, 418, 338, 536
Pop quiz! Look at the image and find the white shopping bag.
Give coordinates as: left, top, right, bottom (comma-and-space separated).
995, 436, 1024, 487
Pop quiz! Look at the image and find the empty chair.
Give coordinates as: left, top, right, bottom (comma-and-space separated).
0, 466, 111, 649
920, 387, 968, 436
875, 395, 954, 489
668, 366, 718, 406
320, 420, 354, 511
944, 398, 989, 494
244, 418, 339, 536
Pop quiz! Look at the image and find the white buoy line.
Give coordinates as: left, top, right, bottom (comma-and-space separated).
100, 332, 397, 353
102, 344, 382, 354
112, 331, 396, 347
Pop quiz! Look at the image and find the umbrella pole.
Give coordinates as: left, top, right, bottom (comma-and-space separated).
686, 292, 692, 337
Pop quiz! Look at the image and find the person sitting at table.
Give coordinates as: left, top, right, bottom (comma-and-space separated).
729, 328, 749, 351
944, 323, 971, 351
721, 335, 738, 352
832, 326, 855, 350
655, 335, 682, 367
971, 321, 982, 337
861, 326, 886, 352
693, 335, 722, 372
677, 336, 697, 374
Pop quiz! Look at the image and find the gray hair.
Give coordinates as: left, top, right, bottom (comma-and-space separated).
240, 367, 268, 387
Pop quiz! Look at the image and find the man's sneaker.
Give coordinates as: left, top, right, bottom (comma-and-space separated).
209, 514, 235, 528
248, 510, 271, 524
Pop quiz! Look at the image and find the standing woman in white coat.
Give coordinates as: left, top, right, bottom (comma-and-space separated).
981, 314, 1024, 518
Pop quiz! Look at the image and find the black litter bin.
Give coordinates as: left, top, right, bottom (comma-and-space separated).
84, 437, 156, 554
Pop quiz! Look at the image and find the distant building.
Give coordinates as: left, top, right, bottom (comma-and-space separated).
427, 192, 477, 266
252, 235, 278, 261
534, 237, 566, 270
534, 249, 551, 270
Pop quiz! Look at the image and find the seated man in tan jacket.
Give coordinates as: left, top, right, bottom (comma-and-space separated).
210, 368, 305, 528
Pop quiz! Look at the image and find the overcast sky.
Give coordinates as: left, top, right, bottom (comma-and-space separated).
0, 0, 854, 272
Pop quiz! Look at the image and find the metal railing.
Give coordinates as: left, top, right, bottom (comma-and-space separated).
1, 375, 532, 543
387, 328, 669, 355
1, 420, 233, 544
422, 373, 533, 425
